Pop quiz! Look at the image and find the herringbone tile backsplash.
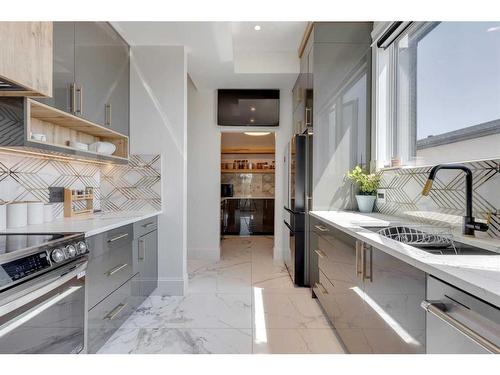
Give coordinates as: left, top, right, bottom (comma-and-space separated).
376, 159, 500, 238
0, 153, 161, 218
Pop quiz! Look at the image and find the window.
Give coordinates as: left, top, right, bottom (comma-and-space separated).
376, 22, 500, 168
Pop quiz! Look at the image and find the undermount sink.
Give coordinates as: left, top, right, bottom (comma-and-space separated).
361, 225, 499, 256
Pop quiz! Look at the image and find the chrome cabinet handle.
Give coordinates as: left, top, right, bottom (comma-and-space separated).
305, 107, 312, 126
314, 224, 329, 232
314, 249, 326, 258
74, 85, 83, 115
142, 222, 155, 228
105, 104, 112, 126
421, 301, 500, 354
106, 263, 128, 277
363, 244, 373, 282
107, 233, 129, 243
70, 83, 77, 114
138, 238, 146, 261
104, 303, 127, 321
315, 282, 328, 295
355, 241, 363, 278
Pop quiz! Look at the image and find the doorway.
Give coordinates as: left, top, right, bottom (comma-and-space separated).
220, 132, 276, 237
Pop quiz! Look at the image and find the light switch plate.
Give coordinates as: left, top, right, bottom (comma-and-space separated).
376, 189, 386, 204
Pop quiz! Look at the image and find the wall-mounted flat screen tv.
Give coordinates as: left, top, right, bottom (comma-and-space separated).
217, 89, 280, 126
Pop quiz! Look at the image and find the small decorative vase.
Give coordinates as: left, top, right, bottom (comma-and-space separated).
356, 195, 376, 213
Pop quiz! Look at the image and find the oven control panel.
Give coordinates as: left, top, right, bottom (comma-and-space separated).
0, 251, 51, 288
0, 238, 88, 291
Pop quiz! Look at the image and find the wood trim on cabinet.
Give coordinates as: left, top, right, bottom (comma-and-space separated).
298, 22, 314, 58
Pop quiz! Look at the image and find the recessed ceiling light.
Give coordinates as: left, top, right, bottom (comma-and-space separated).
244, 132, 270, 136
250, 106, 256, 112
254, 25, 261, 31
249, 118, 255, 123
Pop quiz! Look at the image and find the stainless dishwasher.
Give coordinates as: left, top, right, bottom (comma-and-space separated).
422, 276, 500, 354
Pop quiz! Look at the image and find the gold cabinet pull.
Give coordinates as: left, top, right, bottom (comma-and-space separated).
355, 241, 363, 278
105, 103, 112, 126
106, 263, 128, 277
138, 238, 146, 261
363, 245, 373, 282
107, 233, 129, 243
314, 249, 326, 258
104, 303, 127, 320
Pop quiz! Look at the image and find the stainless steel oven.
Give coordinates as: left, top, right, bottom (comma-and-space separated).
0, 258, 87, 354
0, 232, 88, 354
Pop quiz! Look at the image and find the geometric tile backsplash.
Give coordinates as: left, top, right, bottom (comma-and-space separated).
0, 152, 161, 218
100, 154, 161, 212
376, 159, 500, 238
221, 172, 274, 197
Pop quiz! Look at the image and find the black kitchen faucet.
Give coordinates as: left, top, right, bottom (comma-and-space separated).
422, 164, 489, 236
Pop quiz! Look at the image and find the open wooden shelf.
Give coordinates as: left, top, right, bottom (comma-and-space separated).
221, 169, 275, 174
221, 148, 275, 155
26, 99, 129, 162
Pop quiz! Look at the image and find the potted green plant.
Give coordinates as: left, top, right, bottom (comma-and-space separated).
346, 166, 380, 213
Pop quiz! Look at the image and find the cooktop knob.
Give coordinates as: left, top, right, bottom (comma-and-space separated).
76, 241, 87, 254
66, 245, 77, 258
51, 248, 66, 263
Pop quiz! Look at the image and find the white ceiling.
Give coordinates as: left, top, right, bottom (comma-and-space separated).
112, 21, 306, 89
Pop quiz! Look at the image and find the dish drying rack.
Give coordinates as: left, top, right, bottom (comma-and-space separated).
377, 225, 456, 249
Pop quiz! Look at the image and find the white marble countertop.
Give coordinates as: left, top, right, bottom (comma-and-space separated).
310, 210, 500, 307
1, 210, 162, 237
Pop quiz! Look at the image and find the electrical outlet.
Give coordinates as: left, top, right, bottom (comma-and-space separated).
376, 189, 386, 204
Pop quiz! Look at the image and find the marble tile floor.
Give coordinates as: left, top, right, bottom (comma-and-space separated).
98, 236, 345, 354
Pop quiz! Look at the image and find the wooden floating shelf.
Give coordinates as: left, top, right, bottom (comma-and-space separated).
28, 99, 129, 162
221, 169, 275, 174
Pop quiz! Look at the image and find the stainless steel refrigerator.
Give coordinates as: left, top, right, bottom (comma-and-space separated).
283, 131, 313, 287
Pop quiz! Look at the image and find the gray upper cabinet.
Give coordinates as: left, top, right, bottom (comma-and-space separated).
37, 22, 129, 136
37, 22, 75, 113
106, 30, 130, 136
74, 22, 112, 126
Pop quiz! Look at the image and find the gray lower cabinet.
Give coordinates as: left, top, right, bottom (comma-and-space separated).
310, 216, 426, 353
86, 219, 158, 353
133, 217, 159, 296
87, 273, 141, 353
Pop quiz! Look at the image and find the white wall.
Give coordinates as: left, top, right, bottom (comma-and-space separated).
187, 78, 221, 260
130, 46, 188, 295
187, 87, 293, 260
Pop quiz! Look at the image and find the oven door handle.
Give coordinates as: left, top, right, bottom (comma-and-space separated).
0, 261, 87, 319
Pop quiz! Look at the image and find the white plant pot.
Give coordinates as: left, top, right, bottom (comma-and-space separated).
356, 195, 376, 213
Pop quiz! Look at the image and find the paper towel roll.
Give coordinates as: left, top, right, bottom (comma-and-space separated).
7, 202, 28, 228
0, 204, 6, 231
27, 201, 44, 225
44, 204, 54, 223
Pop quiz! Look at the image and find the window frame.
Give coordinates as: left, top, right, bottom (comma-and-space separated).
372, 21, 500, 170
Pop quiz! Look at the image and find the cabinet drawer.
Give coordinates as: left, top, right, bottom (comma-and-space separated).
87, 273, 140, 353
133, 216, 158, 238
87, 236, 134, 308
313, 269, 335, 321
105, 225, 134, 249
